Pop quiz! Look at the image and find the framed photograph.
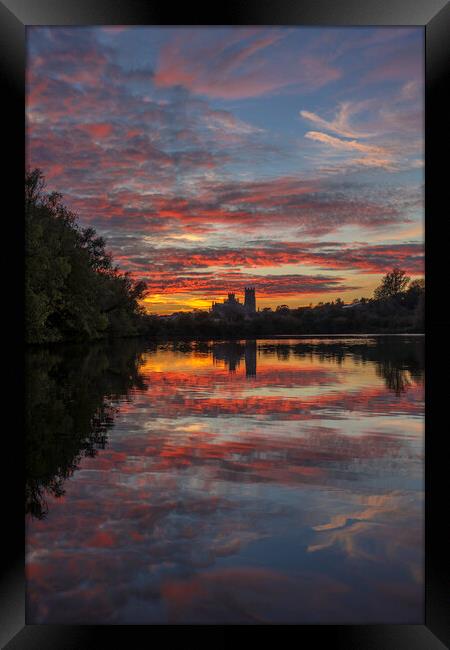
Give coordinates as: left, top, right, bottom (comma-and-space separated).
2, 0, 448, 647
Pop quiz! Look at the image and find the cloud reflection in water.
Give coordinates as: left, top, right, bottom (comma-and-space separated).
26, 337, 424, 623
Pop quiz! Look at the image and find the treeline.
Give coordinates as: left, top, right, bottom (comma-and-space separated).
26, 169, 147, 344
145, 269, 424, 339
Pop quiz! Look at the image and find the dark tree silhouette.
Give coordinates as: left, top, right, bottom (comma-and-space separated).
374, 268, 410, 300
26, 169, 148, 343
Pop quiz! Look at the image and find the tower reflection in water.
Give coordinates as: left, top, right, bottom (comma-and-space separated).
212, 340, 257, 377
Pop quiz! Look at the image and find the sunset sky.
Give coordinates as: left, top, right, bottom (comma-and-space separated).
26, 26, 424, 314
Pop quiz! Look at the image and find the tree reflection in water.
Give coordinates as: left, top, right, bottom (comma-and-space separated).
256, 336, 424, 394
26, 339, 148, 519
26, 336, 423, 519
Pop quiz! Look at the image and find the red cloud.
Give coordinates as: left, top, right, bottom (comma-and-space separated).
87, 531, 116, 548
80, 123, 113, 138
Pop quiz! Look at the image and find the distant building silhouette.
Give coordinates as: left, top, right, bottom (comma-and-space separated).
211, 287, 256, 317
244, 287, 256, 313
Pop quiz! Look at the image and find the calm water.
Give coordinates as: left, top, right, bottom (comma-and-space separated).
26, 336, 424, 624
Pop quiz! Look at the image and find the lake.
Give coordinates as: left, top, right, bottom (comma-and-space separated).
26, 336, 424, 624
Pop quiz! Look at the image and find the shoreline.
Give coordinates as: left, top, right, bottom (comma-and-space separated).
26, 331, 425, 348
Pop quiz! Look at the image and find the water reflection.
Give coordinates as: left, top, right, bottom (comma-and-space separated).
213, 340, 257, 377
26, 340, 147, 519
26, 336, 424, 624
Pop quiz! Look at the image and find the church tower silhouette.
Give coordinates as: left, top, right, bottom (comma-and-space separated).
244, 287, 256, 313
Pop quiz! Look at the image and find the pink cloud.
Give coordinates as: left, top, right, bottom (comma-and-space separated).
80, 123, 113, 138
154, 29, 341, 99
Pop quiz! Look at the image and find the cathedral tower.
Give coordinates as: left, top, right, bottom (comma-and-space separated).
244, 287, 256, 313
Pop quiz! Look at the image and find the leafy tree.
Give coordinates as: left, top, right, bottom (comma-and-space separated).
374, 268, 410, 300
25, 169, 147, 343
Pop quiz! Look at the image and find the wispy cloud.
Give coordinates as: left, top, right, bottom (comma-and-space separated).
301, 86, 423, 173
300, 102, 374, 139
154, 28, 341, 99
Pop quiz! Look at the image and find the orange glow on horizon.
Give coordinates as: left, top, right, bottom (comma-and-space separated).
139, 269, 424, 315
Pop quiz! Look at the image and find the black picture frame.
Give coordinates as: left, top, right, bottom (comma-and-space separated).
2, 0, 449, 646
